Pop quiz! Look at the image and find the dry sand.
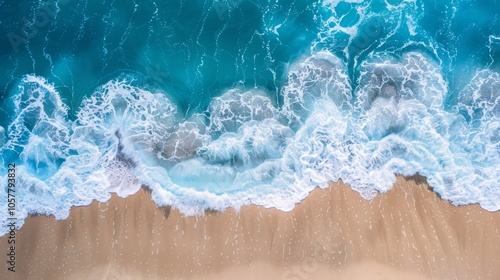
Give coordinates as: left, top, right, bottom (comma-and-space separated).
1, 176, 499, 280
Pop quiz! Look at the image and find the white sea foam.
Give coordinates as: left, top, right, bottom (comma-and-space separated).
281, 51, 352, 128
207, 88, 277, 133
5, 75, 70, 179
457, 70, 500, 120
1, 51, 500, 236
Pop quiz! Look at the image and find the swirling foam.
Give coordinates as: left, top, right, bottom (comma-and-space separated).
1, 51, 500, 235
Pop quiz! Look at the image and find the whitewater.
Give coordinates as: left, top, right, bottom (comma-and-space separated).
0, 0, 499, 235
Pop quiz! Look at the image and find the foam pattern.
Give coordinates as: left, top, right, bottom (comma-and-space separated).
1, 0, 500, 236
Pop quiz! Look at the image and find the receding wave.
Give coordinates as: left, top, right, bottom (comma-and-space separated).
1, 50, 499, 235
1, 0, 499, 236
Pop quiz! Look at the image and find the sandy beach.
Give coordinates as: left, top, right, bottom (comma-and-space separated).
1, 176, 499, 280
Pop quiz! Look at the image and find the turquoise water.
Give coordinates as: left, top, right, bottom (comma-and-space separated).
0, 0, 499, 234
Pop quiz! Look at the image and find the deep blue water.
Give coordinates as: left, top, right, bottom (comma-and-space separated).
0, 0, 499, 235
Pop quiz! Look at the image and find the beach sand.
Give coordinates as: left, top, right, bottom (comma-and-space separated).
1, 176, 499, 279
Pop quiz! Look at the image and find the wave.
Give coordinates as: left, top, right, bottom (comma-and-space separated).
1, 50, 499, 235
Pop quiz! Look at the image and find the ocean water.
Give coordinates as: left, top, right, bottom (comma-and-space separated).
0, 0, 499, 234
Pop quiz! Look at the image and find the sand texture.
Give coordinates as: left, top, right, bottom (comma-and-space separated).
1, 176, 499, 279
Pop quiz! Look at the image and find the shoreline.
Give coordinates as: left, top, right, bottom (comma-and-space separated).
1, 176, 499, 279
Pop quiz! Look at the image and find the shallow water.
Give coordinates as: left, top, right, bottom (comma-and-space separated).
0, 0, 499, 234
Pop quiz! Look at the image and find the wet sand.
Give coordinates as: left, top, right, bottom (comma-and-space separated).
1, 176, 499, 279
